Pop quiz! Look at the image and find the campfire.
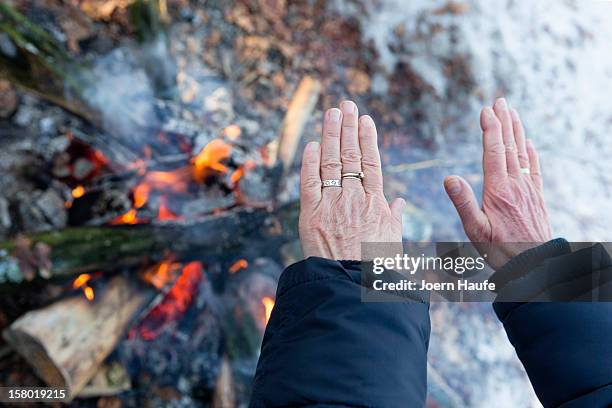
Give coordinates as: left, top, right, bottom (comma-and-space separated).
0, 0, 322, 405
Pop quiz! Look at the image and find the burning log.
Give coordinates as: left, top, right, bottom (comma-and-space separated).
268, 76, 321, 172
0, 203, 299, 290
2, 275, 156, 401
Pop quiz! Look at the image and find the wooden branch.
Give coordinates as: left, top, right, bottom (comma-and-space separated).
0, 3, 94, 121
0, 4, 142, 165
212, 355, 235, 408
268, 76, 321, 172
0, 202, 300, 290
2, 275, 156, 401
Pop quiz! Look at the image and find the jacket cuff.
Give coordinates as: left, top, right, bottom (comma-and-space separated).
490, 238, 571, 290
275, 257, 360, 298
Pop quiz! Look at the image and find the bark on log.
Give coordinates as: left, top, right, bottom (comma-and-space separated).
0, 3, 95, 122
0, 202, 299, 290
2, 275, 156, 401
0, 4, 141, 165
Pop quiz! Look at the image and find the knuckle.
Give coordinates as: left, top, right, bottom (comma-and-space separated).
361, 157, 380, 168
363, 181, 383, 193
487, 143, 506, 155
504, 143, 517, 153
341, 148, 362, 163
301, 176, 321, 190
320, 161, 342, 171
342, 115, 358, 127
468, 222, 489, 242
325, 128, 340, 138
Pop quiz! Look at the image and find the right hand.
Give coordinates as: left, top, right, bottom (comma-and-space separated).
444, 98, 552, 268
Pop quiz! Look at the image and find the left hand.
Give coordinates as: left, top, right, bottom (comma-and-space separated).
298, 100, 406, 260
444, 98, 552, 268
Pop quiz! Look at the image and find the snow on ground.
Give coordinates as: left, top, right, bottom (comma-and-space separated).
336, 0, 612, 406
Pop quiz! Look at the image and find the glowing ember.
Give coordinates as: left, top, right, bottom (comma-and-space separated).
158, 198, 182, 221
141, 258, 182, 290
133, 183, 150, 209
229, 259, 248, 274
224, 125, 241, 140
192, 139, 232, 183
110, 209, 141, 225
72, 273, 91, 289
73, 274, 94, 302
72, 185, 86, 198
230, 167, 244, 186
131, 261, 203, 340
84, 286, 95, 301
262, 296, 275, 325
142, 169, 190, 193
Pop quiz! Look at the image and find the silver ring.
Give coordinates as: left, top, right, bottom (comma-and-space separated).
520, 168, 531, 174
322, 179, 341, 187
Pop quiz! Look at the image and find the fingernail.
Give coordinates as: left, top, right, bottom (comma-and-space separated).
327, 108, 341, 123
483, 107, 495, 122
360, 115, 374, 128
340, 100, 356, 113
495, 97, 507, 110
446, 177, 462, 195
306, 141, 319, 152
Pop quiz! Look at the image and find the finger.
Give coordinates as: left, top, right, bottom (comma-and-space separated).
510, 108, 529, 170
300, 141, 321, 209
358, 115, 383, 194
480, 107, 507, 183
526, 139, 543, 190
339, 100, 363, 191
444, 176, 491, 242
320, 107, 342, 196
389, 198, 406, 222
493, 98, 521, 175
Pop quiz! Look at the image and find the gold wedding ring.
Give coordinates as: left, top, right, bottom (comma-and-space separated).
341, 171, 364, 181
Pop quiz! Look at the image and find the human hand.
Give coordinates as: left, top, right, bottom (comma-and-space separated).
444, 98, 552, 268
299, 100, 406, 260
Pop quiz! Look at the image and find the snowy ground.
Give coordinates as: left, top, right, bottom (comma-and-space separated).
336, 0, 612, 406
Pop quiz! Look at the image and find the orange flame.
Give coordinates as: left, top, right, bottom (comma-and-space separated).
130, 168, 190, 211
158, 198, 182, 221
192, 139, 232, 183
72, 185, 86, 198
73, 273, 91, 289
229, 259, 248, 274
262, 296, 275, 325
143, 169, 190, 193
73, 274, 94, 302
110, 209, 140, 225
141, 258, 181, 290
133, 183, 151, 209
132, 261, 203, 340
84, 286, 95, 301
230, 167, 244, 186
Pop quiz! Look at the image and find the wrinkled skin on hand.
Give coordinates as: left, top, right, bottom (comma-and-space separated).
444, 98, 552, 268
299, 101, 405, 261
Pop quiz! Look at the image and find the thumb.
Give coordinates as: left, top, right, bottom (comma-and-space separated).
444, 176, 490, 241
389, 197, 406, 222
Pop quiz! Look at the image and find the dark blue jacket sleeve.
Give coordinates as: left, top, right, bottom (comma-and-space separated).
250, 257, 430, 408
493, 240, 612, 408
